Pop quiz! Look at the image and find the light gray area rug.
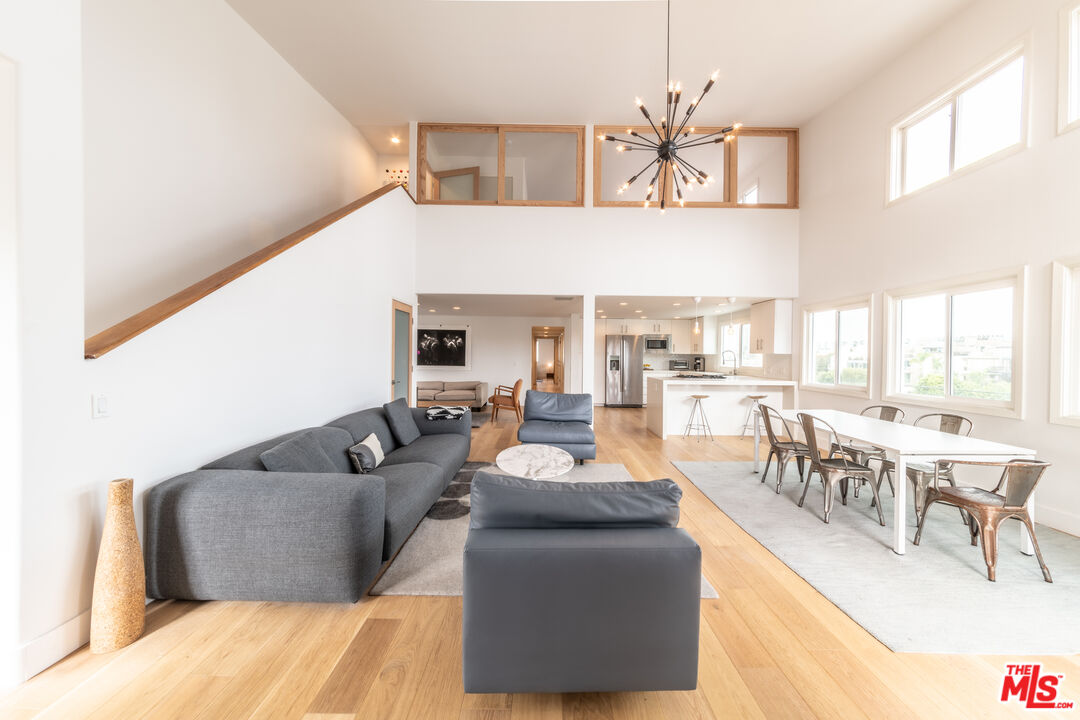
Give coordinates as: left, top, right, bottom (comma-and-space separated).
674, 460, 1080, 654
371, 462, 719, 599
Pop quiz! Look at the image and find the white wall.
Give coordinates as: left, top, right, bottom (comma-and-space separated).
0, 0, 85, 690
414, 314, 570, 394
82, 0, 380, 336
0, 51, 21, 693
797, 0, 1080, 535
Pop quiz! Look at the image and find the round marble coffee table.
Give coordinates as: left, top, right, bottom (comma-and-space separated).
495, 444, 575, 480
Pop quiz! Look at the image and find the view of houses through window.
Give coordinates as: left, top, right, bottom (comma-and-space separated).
896, 284, 1014, 404
805, 304, 869, 389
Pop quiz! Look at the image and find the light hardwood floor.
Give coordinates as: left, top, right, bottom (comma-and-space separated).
3, 407, 1078, 719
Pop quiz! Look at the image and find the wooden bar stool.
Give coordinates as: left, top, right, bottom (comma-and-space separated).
683, 395, 714, 442
740, 395, 768, 437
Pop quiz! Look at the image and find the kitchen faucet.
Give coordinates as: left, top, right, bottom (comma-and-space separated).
721, 350, 738, 375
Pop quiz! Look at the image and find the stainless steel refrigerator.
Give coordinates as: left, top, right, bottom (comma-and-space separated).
605, 335, 644, 407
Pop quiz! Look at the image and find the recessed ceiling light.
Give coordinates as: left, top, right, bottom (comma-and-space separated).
640, 316, 648, 319
597, 309, 604, 313
600, 315, 607, 318
673, 302, 681, 306
634, 309, 642, 313
674, 316, 681, 319
452, 306, 461, 310
619, 302, 628, 306
428, 308, 436, 312
390, 136, 401, 144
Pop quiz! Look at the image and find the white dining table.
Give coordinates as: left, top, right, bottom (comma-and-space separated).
753, 408, 1037, 556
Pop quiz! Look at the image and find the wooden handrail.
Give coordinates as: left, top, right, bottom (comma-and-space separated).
85, 183, 414, 359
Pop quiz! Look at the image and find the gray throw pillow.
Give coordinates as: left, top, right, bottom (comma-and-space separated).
383, 397, 421, 446
259, 431, 338, 473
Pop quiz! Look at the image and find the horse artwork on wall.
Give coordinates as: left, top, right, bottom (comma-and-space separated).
417, 327, 468, 367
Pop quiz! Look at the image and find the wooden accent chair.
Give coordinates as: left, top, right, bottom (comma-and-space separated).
914, 459, 1053, 583
489, 379, 524, 424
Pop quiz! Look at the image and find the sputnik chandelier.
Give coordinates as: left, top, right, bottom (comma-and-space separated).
597, 0, 740, 211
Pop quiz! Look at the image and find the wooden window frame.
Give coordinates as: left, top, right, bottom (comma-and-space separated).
417, 123, 585, 207
593, 126, 798, 209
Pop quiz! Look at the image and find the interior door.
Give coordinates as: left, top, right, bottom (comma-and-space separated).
391, 300, 412, 402
553, 335, 564, 392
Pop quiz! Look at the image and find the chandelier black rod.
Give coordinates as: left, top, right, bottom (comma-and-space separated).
672, 152, 709, 182
604, 138, 660, 150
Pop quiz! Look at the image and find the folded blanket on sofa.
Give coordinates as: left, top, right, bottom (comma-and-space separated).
425, 405, 467, 421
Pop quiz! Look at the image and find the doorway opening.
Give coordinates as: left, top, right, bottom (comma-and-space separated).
391, 300, 413, 403
531, 326, 564, 393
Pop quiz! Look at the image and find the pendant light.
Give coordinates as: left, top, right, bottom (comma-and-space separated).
597, 0, 741, 211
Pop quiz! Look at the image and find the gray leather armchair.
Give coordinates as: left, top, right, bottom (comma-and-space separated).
516, 390, 596, 461
462, 472, 701, 693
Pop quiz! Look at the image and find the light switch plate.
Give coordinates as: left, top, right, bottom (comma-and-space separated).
91, 394, 109, 419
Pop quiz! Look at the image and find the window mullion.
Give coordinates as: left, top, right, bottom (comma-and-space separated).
944, 293, 954, 399
948, 97, 958, 176
833, 310, 841, 386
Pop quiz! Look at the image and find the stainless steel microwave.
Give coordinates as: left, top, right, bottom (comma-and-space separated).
644, 335, 670, 351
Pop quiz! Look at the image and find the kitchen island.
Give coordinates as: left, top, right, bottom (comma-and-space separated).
646, 376, 797, 438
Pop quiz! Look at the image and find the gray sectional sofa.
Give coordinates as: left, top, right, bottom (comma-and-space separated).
144, 403, 470, 603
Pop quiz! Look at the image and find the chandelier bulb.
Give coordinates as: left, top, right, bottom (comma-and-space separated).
733, 122, 743, 130
634, 97, 644, 107
597, 134, 607, 141
690, 96, 699, 106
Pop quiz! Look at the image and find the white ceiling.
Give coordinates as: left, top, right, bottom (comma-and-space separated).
418, 293, 583, 316
596, 295, 755, 320
227, 0, 974, 143
415, 293, 763, 318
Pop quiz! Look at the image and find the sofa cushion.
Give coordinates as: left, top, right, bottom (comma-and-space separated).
517, 420, 596, 445
382, 433, 470, 486
376, 462, 445, 560
523, 391, 593, 423
203, 426, 354, 473
259, 431, 339, 474
384, 398, 422, 446
444, 381, 479, 391
469, 472, 682, 529
327, 408, 399, 455
435, 390, 476, 401
417, 389, 438, 401
416, 381, 444, 390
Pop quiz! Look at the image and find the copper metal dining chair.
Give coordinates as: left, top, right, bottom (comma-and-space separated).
914, 459, 1052, 583
878, 412, 973, 521
832, 405, 905, 499
797, 413, 885, 525
759, 404, 809, 494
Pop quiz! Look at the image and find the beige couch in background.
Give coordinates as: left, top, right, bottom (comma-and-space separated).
416, 381, 489, 410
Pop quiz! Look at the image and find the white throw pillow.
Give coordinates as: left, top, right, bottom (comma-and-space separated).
361, 432, 385, 466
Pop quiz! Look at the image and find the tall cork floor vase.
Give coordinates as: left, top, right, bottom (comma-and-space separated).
90, 478, 145, 653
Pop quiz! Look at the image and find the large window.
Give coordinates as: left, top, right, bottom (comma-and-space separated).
1061, 2, 1080, 133
890, 45, 1028, 201
886, 270, 1025, 416
417, 124, 584, 206
1051, 259, 1080, 426
802, 299, 871, 395
738, 323, 763, 368
593, 126, 798, 208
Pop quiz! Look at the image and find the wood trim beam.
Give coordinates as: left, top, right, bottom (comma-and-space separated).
84, 183, 412, 359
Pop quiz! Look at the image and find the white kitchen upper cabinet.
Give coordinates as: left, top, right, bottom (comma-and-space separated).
654, 319, 672, 335
701, 314, 719, 355
749, 299, 793, 355
670, 318, 692, 353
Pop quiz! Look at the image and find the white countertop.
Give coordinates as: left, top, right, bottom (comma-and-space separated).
650, 376, 796, 387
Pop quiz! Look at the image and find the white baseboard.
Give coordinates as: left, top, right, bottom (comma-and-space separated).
1036, 505, 1080, 539
19, 609, 89, 682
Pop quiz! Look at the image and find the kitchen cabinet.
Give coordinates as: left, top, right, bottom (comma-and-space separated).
749, 299, 793, 355
670, 318, 692, 354
684, 316, 718, 355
